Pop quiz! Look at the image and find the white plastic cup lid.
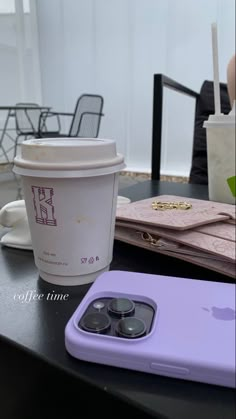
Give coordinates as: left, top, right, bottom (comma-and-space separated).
13, 137, 125, 177
204, 101, 235, 128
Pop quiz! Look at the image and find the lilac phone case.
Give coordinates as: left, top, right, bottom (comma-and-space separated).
65, 271, 236, 388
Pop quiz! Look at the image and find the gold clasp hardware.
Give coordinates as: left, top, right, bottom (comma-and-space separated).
140, 232, 159, 246
151, 201, 192, 211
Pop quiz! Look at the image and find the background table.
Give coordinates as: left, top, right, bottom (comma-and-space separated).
0, 105, 51, 164
0, 181, 235, 419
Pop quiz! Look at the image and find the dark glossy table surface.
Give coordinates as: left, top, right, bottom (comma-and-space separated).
0, 181, 235, 419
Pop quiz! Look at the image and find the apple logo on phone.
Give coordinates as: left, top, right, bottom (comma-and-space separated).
202, 306, 236, 321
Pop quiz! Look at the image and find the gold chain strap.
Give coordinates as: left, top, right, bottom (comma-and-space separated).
151, 201, 192, 211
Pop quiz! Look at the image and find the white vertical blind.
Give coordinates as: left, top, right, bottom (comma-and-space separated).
0, 0, 42, 162
1, 0, 235, 175
36, 0, 235, 176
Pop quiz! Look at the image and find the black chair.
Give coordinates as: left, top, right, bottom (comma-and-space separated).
40, 94, 104, 138
151, 74, 231, 184
14, 103, 60, 156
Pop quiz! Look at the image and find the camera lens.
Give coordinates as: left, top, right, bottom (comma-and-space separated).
116, 317, 146, 339
80, 312, 110, 334
108, 298, 135, 318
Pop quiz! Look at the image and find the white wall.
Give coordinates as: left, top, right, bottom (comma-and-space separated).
36, 0, 235, 176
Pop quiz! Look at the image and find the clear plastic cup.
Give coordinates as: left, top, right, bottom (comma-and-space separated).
204, 102, 235, 204
13, 138, 125, 285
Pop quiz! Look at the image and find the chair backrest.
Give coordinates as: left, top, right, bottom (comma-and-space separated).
15, 103, 41, 135
151, 74, 231, 183
151, 74, 199, 181
69, 94, 104, 137
189, 81, 231, 184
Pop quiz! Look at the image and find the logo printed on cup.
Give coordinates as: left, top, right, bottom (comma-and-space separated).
32, 186, 57, 226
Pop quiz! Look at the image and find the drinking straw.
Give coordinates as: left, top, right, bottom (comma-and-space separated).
211, 22, 221, 115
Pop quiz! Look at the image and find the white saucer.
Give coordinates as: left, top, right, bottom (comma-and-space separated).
117, 196, 131, 208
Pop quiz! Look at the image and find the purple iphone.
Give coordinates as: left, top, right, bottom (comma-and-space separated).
65, 271, 236, 388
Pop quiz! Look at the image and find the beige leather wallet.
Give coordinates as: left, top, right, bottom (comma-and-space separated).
115, 195, 236, 278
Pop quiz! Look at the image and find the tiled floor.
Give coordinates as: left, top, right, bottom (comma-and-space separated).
119, 172, 150, 190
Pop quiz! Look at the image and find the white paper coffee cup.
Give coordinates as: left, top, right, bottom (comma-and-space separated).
14, 138, 125, 285
204, 103, 235, 205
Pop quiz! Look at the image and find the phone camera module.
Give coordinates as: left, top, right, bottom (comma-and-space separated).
116, 317, 146, 339
80, 312, 110, 334
108, 298, 135, 318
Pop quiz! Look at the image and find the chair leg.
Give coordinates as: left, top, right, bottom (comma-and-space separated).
14, 135, 29, 158
0, 144, 11, 164
14, 135, 20, 158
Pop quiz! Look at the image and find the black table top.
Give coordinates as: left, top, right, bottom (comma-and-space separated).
0, 180, 235, 419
